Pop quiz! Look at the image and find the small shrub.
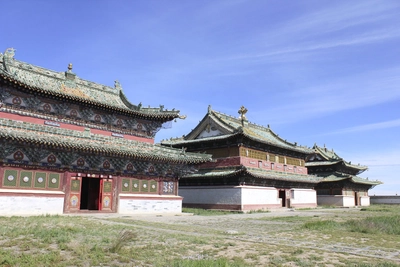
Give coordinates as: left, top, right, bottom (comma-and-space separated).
110, 229, 137, 253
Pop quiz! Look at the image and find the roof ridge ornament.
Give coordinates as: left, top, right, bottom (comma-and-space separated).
4, 48, 16, 60
65, 63, 76, 85
114, 80, 122, 92
238, 105, 248, 127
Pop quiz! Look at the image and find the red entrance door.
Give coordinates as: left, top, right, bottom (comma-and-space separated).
99, 179, 113, 211
66, 175, 113, 212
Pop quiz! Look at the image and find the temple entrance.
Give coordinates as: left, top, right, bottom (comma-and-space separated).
354, 192, 359, 206
279, 190, 286, 207
80, 177, 100, 210
65, 174, 114, 213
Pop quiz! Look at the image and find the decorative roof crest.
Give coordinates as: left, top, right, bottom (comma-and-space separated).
4, 48, 16, 60
114, 80, 122, 91
238, 105, 248, 126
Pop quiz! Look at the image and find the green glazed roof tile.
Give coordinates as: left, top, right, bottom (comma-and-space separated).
0, 48, 180, 120
0, 118, 212, 164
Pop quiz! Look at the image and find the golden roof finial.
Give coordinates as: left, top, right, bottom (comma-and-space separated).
238, 106, 248, 126
68, 63, 73, 71
238, 106, 248, 119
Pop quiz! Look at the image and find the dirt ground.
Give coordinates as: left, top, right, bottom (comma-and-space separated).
77, 208, 400, 266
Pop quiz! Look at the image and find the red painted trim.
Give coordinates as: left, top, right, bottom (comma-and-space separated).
0, 191, 64, 198
91, 129, 154, 144
290, 203, 317, 208
183, 203, 242, 210
0, 111, 154, 143
0, 112, 84, 131
242, 204, 282, 210
120, 195, 183, 201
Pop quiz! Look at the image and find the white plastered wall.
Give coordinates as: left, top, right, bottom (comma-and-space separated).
118, 194, 182, 214
179, 186, 242, 205
290, 189, 317, 206
0, 190, 64, 215
241, 186, 280, 206
359, 196, 370, 206
317, 195, 355, 207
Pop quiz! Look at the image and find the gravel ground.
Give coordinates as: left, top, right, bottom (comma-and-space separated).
75, 208, 400, 264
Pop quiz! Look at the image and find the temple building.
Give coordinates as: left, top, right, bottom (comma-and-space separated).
0, 48, 211, 215
306, 144, 381, 207
161, 105, 322, 211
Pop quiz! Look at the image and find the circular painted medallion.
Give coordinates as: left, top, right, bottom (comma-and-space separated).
37, 177, 44, 183
143, 183, 147, 188
7, 175, 14, 181
123, 182, 129, 188
23, 176, 29, 183
51, 178, 57, 184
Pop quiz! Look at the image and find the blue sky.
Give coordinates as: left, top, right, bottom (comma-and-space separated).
2, 0, 399, 195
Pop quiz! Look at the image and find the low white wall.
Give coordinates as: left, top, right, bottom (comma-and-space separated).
118, 194, 182, 214
241, 186, 280, 205
359, 196, 370, 206
317, 195, 355, 207
290, 189, 317, 207
343, 196, 354, 207
370, 196, 400, 204
0, 190, 64, 215
180, 186, 242, 205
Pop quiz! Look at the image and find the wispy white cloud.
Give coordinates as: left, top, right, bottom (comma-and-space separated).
327, 119, 400, 135
250, 66, 400, 124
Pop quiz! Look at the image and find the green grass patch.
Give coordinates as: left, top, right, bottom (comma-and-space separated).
302, 220, 341, 230
345, 215, 400, 235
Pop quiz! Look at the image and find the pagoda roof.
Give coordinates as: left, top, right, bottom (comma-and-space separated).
0, 48, 181, 121
162, 105, 312, 154
0, 118, 212, 164
184, 166, 321, 184
307, 144, 368, 172
315, 172, 382, 186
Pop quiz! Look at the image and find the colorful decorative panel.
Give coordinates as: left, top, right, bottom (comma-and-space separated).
69, 195, 80, 209
34, 172, 47, 188
103, 181, 112, 193
70, 179, 80, 192
3, 169, 17, 187
141, 180, 149, 192
48, 173, 60, 189
131, 179, 140, 193
102, 196, 111, 209
19, 171, 33, 187
163, 181, 175, 194
121, 178, 130, 192
150, 180, 158, 193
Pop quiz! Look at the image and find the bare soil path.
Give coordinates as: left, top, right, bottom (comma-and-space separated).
79, 208, 400, 264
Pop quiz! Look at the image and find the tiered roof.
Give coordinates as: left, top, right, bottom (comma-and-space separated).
186, 166, 321, 184
315, 172, 381, 186
0, 117, 211, 164
306, 144, 368, 173
162, 105, 312, 154
0, 48, 181, 121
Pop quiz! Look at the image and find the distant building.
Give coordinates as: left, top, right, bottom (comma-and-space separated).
161, 105, 321, 211
306, 145, 381, 207
0, 48, 211, 215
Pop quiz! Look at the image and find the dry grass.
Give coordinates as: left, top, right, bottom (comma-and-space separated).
0, 205, 400, 266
